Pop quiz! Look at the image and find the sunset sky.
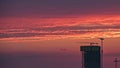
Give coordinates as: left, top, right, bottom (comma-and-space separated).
0, 0, 120, 68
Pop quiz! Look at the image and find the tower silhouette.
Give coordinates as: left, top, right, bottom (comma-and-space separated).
80, 45, 101, 68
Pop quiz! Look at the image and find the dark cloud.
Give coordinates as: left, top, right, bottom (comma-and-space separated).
59, 48, 68, 52
1, 0, 120, 17
0, 33, 42, 38
31, 24, 120, 32
0, 23, 120, 39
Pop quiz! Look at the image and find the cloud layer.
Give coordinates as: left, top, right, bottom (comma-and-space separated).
0, 19, 120, 40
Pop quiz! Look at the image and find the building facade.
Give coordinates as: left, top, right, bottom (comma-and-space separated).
80, 46, 101, 68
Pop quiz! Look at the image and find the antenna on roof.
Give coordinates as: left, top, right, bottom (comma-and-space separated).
98, 38, 104, 68
114, 58, 119, 68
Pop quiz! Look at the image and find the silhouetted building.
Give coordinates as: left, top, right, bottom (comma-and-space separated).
80, 46, 101, 68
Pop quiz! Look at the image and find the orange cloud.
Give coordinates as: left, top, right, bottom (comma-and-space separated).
0, 15, 120, 41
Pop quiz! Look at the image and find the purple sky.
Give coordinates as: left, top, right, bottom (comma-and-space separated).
0, 0, 120, 68
1, 0, 120, 17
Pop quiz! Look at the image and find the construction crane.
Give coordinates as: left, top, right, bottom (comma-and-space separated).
98, 38, 104, 68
